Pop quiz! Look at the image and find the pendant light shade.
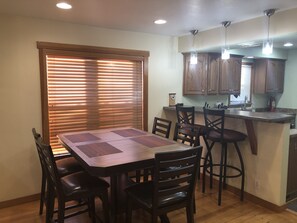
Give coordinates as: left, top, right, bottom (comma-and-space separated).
190, 29, 198, 64
262, 9, 276, 55
221, 21, 231, 60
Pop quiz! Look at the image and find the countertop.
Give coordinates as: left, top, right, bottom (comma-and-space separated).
163, 106, 294, 123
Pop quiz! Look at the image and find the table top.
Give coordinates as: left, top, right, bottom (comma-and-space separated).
58, 127, 191, 176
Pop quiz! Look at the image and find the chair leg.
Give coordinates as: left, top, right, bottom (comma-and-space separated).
57, 199, 65, 223
218, 143, 225, 206
39, 171, 46, 215
186, 203, 194, 223
223, 143, 228, 189
126, 197, 133, 223
234, 142, 245, 201
202, 149, 209, 193
208, 142, 215, 189
89, 197, 96, 223
101, 190, 110, 223
45, 183, 55, 223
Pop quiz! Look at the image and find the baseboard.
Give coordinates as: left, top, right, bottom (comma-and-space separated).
201, 174, 287, 212
0, 194, 39, 209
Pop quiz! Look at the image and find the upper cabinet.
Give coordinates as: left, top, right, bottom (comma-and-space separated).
219, 56, 243, 95
183, 53, 220, 95
254, 59, 286, 94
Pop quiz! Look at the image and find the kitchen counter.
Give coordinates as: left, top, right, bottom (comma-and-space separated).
163, 105, 291, 207
163, 106, 294, 123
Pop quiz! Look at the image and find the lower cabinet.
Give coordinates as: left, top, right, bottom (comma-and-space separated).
287, 134, 297, 201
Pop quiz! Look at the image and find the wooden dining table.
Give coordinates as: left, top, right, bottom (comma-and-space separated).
58, 127, 191, 223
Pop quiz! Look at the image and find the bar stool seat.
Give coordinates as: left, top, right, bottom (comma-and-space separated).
202, 108, 247, 206
208, 129, 246, 143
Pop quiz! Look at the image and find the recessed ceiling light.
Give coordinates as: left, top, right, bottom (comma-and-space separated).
246, 56, 254, 59
284, 42, 293, 47
56, 2, 72, 9
154, 19, 167, 25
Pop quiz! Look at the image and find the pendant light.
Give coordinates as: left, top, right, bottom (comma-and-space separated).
262, 9, 276, 55
221, 21, 231, 60
190, 29, 198, 64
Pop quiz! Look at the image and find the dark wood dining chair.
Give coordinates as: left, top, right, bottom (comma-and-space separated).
32, 128, 83, 215
33, 129, 110, 223
125, 146, 202, 223
152, 117, 172, 138
131, 117, 172, 183
202, 108, 246, 206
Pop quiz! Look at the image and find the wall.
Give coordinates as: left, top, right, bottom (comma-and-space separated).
178, 7, 297, 53
0, 14, 183, 202
277, 49, 297, 108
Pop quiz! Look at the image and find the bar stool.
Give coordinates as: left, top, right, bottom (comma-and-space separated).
175, 104, 209, 179
202, 108, 246, 206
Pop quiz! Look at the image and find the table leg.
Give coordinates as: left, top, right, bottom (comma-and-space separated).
110, 174, 118, 223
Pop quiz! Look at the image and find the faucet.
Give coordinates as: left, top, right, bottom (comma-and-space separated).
241, 96, 248, 111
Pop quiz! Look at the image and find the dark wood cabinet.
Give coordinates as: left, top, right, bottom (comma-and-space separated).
287, 134, 297, 201
183, 53, 220, 95
207, 54, 221, 94
254, 59, 286, 94
219, 56, 242, 94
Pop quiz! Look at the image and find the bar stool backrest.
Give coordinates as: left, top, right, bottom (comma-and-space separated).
176, 105, 195, 125
203, 108, 225, 142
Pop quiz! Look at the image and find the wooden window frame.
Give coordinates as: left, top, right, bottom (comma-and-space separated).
37, 42, 149, 149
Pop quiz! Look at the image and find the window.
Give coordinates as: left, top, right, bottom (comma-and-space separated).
37, 42, 149, 153
229, 63, 253, 106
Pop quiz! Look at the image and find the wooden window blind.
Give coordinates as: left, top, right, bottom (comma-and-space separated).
38, 42, 149, 152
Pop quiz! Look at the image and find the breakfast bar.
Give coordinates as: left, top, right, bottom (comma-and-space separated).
163, 106, 294, 207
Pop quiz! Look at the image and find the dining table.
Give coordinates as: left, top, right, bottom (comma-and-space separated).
58, 127, 191, 223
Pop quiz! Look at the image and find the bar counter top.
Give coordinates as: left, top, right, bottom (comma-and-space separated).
163, 106, 294, 123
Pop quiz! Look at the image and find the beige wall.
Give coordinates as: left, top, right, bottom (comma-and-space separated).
178, 7, 297, 53
0, 14, 183, 202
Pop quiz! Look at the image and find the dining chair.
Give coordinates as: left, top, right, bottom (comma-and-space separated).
131, 117, 172, 183
125, 146, 202, 223
202, 108, 246, 205
32, 128, 83, 215
152, 117, 172, 139
33, 129, 110, 223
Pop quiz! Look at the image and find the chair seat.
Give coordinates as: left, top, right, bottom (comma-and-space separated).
61, 171, 110, 197
125, 181, 187, 209
56, 157, 83, 177
208, 129, 246, 143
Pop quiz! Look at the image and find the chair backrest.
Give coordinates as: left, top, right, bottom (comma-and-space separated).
176, 105, 195, 125
153, 146, 202, 208
32, 128, 47, 173
203, 108, 225, 141
152, 117, 172, 138
33, 129, 64, 194
173, 123, 200, 146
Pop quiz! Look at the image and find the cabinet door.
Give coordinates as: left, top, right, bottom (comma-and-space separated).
253, 60, 267, 94
207, 54, 220, 94
266, 60, 285, 93
183, 54, 207, 95
219, 57, 242, 94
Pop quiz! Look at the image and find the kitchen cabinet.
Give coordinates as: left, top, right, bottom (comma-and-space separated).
254, 59, 286, 94
219, 55, 243, 94
183, 53, 220, 95
287, 133, 297, 201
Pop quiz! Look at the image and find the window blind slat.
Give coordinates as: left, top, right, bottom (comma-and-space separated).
46, 55, 144, 150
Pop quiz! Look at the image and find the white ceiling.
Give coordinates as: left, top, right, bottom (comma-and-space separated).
1, 0, 297, 36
